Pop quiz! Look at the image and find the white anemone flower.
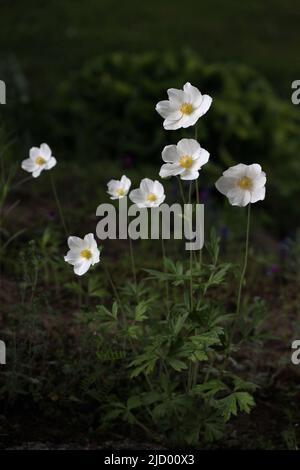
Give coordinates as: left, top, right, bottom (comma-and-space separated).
21, 143, 57, 178
155, 82, 212, 130
159, 138, 210, 181
107, 175, 131, 199
129, 178, 165, 208
215, 163, 266, 207
64, 233, 100, 276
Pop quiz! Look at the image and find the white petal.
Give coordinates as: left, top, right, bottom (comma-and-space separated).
159, 163, 183, 178
64, 250, 79, 265
140, 178, 155, 194
45, 157, 57, 170
163, 118, 183, 130
228, 188, 251, 207
179, 113, 197, 128
183, 82, 202, 106
91, 248, 100, 264
74, 260, 91, 276
215, 176, 237, 196
84, 233, 96, 248
198, 148, 210, 166
250, 186, 266, 203
40, 143, 52, 159
252, 173, 266, 189
120, 175, 131, 191
129, 188, 146, 205
223, 164, 247, 178
161, 145, 179, 163
153, 180, 165, 197
180, 170, 199, 180
194, 94, 213, 117
29, 147, 40, 160
68, 236, 84, 250
167, 88, 185, 104
21, 158, 36, 173
154, 194, 166, 206
245, 164, 262, 179
32, 168, 43, 178
177, 138, 200, 157
155, 100, 180, 120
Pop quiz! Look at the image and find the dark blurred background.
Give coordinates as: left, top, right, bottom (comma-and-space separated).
1, 0, 300, 236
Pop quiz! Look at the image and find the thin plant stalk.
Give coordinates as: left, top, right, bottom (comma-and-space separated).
50, 173, 68, 236
235, 203, 251, 323
129, 236, 137, 286
189, 182, 193, 311
161, 236, 170, 319
177, 176, 186, 204
103, 261, 127, 329
195, 178, 202, 267
225, 203, 251, 363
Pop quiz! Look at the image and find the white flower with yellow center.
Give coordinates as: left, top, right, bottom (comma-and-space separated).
129, 178, 165, 208
159, 138, 210, 181
64, 233, 100, 276
107, 175, 131, 199
155, 82, 212, 130
215, 163, 266, 207
21, 143, 57, 178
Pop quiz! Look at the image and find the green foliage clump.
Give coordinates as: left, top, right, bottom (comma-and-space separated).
47, 50, 300, 229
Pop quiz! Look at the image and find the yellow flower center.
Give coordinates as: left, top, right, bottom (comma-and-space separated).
180, 102, 193, 115
238, 176, 252, 190
117, 188, 125, 197
147, 192, 157, 202
35, 156, 46, 165
80, 249, 92, 259
179, 155, 193, 169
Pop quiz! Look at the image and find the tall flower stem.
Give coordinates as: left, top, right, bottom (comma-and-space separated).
161, 236, 170, 319
129, 236, 137, 286
50, 173, 68, 236
195, 178, 202, 267
189, 182, 193, 311
235, 203, 251, 323
194, 123, 202, 267
177, 177, 186, 204
103, 261, 127, 329
224, 203, 251, 366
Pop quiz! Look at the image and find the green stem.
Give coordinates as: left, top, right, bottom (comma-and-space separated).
189, 182, 193, 311
195, 178, 202, 267
161, 236, 170, 319
177, 177, 186, 204
50, 173, 68, 236
103, 262, 127, 328
235, 203, 251, 322
224, 204, 251, 367
129, 236, 137, 286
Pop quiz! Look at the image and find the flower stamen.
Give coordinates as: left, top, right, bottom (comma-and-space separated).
117, 188, 125, 196
238, 176, 252, 190
147, 192, 157, 202
180, 102, 193, 115
80, 249, 92, 259
35, 156, 46, 165
179, 155, 193, 169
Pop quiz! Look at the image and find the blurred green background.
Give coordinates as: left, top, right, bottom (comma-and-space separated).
1, 0, 300, 94
1, 0, 300, 236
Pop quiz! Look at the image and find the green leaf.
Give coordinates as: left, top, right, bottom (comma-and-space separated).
215, 392, 255, 422
135, 301, 148, 322
192, 380, 228, 399
127, 395, 142, 410
167, 358, 188, 371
